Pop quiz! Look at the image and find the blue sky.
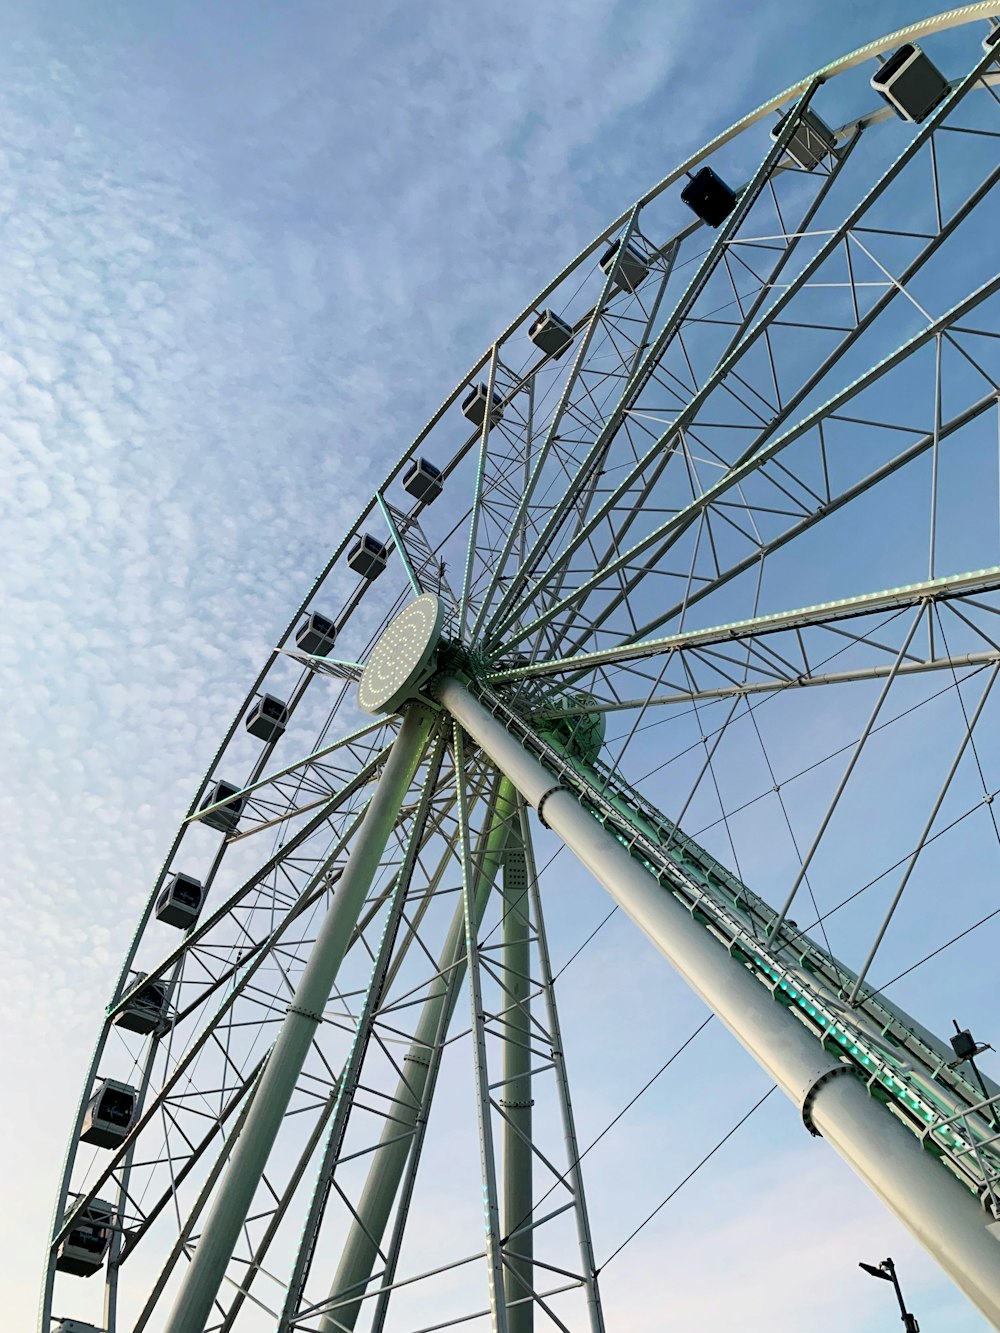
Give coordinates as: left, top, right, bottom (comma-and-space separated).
4, 3, 999, 1330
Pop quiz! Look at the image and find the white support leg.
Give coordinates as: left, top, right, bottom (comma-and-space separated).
434, 675, 1000, 1329
160, 704, 435, 1333
317, 777, 517, 1333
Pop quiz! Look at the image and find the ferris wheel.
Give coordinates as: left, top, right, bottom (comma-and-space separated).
43, 8, 1000, 1331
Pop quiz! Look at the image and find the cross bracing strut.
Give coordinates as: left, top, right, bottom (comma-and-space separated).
306, 777, 517, 1333
433, 674, 1000, 1326
293, 766, 604, 1333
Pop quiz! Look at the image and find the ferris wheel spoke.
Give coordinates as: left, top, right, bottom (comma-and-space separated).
488, 565, 1000, 688
767, 608, 925, 944
465, 212, 679, 644
557, 258, 1000, 666
631, 395, 1000, 655
524, 167, 862, 637
539, 645, 1000, 714
377, 490, 426, 603
563, 660, 1000, 936
502, 276, 1000, 662
458, 341, 504, 638
467, 203, 660, 642
189, 724, 398, 851
108, 739, 396, 1027
469, 205, 698, 647
377, 490, 461, 617
243, 732, 444, 852
486, 55, 1000, 653
474, 112, 870, 666
489, 570, 1000, 721
482, 80, 827, 646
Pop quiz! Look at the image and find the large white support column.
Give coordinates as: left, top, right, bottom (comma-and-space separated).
318, 779, 517, 1333
161, 704, 435, 1333
435, 676, 1000, 1329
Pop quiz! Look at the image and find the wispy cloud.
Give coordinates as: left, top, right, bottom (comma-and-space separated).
4, 2, 996, 1330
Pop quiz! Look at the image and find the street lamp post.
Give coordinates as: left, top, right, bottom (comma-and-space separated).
859, 1258, 920, 1332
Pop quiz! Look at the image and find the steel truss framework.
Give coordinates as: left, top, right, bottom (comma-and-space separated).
44, 9, 1000, 1333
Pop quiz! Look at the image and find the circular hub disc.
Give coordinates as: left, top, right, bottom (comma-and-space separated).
357, 592, 445, 715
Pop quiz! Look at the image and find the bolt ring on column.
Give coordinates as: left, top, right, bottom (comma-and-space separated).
536, 785, 569, 829
801, 1064, 854, 1137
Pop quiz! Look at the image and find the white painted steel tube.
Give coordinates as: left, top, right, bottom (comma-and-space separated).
161, 704, 436, 1333
435, 676, 1000, 1328
319, 779, 516, 1333
812, 1075, 1000, 1321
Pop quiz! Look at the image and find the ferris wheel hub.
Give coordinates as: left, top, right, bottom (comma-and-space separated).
358, 592, 445, 715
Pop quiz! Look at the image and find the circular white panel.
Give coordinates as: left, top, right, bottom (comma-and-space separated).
358, 593, 445, 715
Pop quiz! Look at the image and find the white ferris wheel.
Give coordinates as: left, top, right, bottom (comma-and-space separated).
43, 8, 1000, 1332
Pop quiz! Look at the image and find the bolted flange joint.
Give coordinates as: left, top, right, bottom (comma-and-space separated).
801, 1063, 854, 1137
